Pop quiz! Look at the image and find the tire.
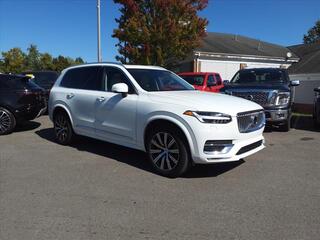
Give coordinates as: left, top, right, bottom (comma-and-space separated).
146, 126, 191, 178
53, 111, 74, 145
0, 107, 16, 135
279, 118, 290, 132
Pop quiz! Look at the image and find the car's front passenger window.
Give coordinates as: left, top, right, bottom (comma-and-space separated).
104, 67, 135, 94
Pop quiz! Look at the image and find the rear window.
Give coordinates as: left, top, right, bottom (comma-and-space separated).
0, 74, 39, 90
179, 75, 205, 86
24, 72, 59, 88
60, 67, 102, 90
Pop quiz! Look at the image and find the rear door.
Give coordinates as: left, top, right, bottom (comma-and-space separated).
59, 66, 103, 136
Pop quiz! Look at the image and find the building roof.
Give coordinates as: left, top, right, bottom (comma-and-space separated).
288, 42, 320, 74
195, 32, 298, 60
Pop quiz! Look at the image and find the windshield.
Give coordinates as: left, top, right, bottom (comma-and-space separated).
231, 69, 288, 84
179, 75, 204, 86
127, 69, 194, 92
25, 72, 59, 88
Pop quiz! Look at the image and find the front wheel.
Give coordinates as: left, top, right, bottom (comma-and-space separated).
0, 107, 16, 135
146, 127, 190, 178
53, 111, 74, 145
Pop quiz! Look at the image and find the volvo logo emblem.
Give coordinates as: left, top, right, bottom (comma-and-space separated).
246, 95, 254, 101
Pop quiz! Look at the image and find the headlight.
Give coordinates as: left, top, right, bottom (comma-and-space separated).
275, 92, 290, 106
184, 111, 232, 124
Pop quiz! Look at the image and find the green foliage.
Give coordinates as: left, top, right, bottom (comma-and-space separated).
303, 20, 320, 44
0, 44, 85, 74
0, 48, 26, 73
113, 0, 208, 68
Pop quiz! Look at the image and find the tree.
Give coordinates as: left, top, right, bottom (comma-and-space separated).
0, 45, 86, 73
1, 48, 26, 73
25, 44, 41, 71
303, 20, 320, 44
39, 52, 54, 70
113, 0, 208, 68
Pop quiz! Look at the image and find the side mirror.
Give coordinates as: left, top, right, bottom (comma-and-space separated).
112, 83, 128, 97
290, 80, 300, 87
314, 87, 320, 93
223, 80, 230, 84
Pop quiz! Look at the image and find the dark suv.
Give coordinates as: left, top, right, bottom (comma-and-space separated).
222, 68, 300, 131
22, 71, 59, 105
0, 74, 46, 135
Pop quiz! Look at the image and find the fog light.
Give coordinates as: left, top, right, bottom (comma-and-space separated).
204, 140, 233, 154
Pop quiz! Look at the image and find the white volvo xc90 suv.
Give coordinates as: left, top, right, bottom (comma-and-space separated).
49, 63, 265, 177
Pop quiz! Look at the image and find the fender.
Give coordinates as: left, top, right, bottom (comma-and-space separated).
142, 112, 199, 157
51, 102, 74, 126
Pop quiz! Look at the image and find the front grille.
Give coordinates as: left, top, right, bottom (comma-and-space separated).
236, 140, 263, 155
232, 92, 269, 106
237, 110, 265, 133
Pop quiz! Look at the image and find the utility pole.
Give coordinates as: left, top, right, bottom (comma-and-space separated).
97, 0, 102, 62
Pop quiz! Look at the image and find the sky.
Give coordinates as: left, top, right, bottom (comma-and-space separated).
0, 0, 319, 62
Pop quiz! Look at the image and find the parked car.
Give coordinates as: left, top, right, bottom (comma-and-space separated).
49, 63, 265, 177
221, 68, 300, 131
0, 74, 46, 135
313, 87, 320, 127
178, 72, 224, 92
22, 71, 59, 106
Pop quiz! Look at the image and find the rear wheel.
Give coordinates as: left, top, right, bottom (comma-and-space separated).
53, 111, 74, 145
0, 107, 16, 135
146, 127, 190, 178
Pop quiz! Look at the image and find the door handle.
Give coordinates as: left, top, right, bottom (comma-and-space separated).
66, 93, 74, 99
97, 96, 105, 102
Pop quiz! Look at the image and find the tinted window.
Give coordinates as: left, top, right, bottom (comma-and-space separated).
179, 75, 204, 86
231, 69, 288, 84
60, 67, 102, 90
207, 75, 216, 86
0, 74, 39, 90
104, 67, 135, 94
24, 72, 59, 88
128, 69, 194, 92
215, 74, 222, 85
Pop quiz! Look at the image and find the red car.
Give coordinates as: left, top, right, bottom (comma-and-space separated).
178, 72, 224, 93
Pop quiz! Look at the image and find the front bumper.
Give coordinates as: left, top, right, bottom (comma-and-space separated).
185, 115, 265, 164
264, 109, 290, 123
15, 102, 47, 122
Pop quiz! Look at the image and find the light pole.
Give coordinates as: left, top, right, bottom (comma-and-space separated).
97, 0, 102, 62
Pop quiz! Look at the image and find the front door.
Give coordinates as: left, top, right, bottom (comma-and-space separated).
95, 66, 138, 146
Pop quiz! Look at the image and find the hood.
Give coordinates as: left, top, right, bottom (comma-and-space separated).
147, 90, 263, 116
222, 83, 290, 92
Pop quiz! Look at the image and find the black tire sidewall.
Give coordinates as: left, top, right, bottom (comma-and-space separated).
53, 112, 74, 145
0, 107, 16, 135
146, 126, 190, 178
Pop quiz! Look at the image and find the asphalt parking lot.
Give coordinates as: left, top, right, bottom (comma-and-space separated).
0, 116, 319, 240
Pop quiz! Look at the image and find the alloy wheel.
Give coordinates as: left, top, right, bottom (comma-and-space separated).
54, 114, 69, 143
149, 132, 180, 171
0, 110, 11, 134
